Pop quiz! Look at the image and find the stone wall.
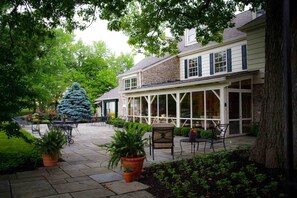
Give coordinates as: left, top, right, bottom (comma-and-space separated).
142, 57, 180, 85
253, 83, 264, 123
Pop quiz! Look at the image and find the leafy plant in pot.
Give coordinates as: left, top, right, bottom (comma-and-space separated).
123, 164, 134, 183
107, 126, 147, 179
34, 128, 67, 167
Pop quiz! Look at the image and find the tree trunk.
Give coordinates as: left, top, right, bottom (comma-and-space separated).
250, 0, 297, 169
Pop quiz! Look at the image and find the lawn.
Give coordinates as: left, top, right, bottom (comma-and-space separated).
0, 130, 42, 174
139, 147, 286, 198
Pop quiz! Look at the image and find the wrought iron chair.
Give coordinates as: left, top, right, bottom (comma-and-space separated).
204, 123, 229, 152
149, 123, 175, 160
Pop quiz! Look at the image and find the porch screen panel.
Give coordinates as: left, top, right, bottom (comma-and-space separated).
134, 97, 140, 116
159, 95, 166, 117
141, 96, 148, 116
206, 90, 220, 118
242, 93, 251, 118
168, 94, 176, 117
151, 95, 157, 117
180, 93, 190, 118
192, 91, 205, 118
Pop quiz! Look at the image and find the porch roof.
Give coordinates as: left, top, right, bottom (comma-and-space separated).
122, 70, 259, 94
94, 87, 119, 104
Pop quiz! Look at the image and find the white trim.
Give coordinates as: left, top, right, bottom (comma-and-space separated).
122, 74, 138, 80
122, 77, 226, 94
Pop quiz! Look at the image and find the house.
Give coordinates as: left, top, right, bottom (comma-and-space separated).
114, 11, 265, 136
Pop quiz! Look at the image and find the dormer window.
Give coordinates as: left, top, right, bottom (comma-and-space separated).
125, 78, 137, 90
186, 28, 197, 45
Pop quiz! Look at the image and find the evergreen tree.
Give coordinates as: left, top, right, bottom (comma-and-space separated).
57, 82, 92, 121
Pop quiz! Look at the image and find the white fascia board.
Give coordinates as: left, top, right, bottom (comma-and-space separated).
122, 77, 226, 94
178, 36, 246, 58
122, 74, 138, 80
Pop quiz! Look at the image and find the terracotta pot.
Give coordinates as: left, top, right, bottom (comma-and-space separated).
123, 171, 134, 183
42, 153, 59, 167
121, 156, 145, 179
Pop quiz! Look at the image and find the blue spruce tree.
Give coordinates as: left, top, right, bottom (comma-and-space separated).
57, 82, 92, 121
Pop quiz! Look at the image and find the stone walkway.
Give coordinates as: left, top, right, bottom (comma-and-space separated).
0, 123, 256, 198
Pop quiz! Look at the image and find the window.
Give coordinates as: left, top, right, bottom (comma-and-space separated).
214, 51, 227, 73
188, 58, 198, 77
186, 28, 196, 45
124, 78, 137, 90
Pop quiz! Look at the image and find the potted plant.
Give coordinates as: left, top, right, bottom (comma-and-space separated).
106, 126, 147, 179
34, 128, 67, 167
123, 164, 134, 183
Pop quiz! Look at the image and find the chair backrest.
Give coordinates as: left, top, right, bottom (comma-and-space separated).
213, 123, 229, 138
152, 123, 175, 146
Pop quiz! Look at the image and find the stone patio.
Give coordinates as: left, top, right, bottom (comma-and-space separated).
0, 123, 256, 198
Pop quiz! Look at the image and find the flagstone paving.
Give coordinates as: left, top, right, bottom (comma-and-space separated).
0, 123, 256, 197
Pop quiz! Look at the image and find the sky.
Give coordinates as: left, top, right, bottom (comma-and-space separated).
74, 20, 144, 64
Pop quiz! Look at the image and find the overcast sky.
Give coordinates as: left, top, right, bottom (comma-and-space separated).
74, 20, 144, 64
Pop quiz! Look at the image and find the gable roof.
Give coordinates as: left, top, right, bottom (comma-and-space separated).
120, 10, 253, 76
94, 87, 119, 104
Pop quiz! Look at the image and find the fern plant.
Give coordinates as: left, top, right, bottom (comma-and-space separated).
106, 125, 148, 169
34, 128, 66, 158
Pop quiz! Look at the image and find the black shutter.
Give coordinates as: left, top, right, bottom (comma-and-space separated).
210, 53, 214, 75
184, 59, 188, 79
241, 45, 247, 70
198, 56, 202, 77
227, 48, 232, 72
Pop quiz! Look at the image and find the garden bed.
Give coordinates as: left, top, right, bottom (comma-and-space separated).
139, 147, 286, 197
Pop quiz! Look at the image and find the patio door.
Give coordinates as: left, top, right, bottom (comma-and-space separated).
228, 91, 252, 135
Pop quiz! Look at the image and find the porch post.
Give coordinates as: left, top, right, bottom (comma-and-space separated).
103, 101, 107, 117
220, 87, 226, 124
115, 99, 118, 118
148, 96, 151, 124
176, 93, 180, 127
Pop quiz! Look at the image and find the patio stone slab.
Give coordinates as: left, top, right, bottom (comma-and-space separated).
11, 179, 57, 198
110, 190, 155, 198
104, 180, 149, 195
60, 164, 89, 171
79, 167, 110, 175
10, 176, 45, 184
47, 178, 68, 185
65, 176, 90, 183
52, 179, 102, 193
16, 169, 49, 178
71, 188, 115, 198
90, 172, 123, 183
63, 170, 86, 177
0, 180, 10, 192
42, 193, 72, 198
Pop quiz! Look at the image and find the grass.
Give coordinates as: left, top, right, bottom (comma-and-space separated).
139, 147, 286, 198
0, 129, 42, 174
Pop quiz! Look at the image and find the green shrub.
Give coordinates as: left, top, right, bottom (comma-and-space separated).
200, 129, 215, 138
174, 127, 182, 136
181, 127, 191, 137
248, 122, 259, 137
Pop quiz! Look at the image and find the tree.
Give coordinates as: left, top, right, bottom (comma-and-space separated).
97, 0, 297, 169
57, 82, 92, 121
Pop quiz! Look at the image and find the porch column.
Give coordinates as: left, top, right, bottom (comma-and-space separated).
176, 93, 180, 127
148, 96, 151, 124
103, 101, 107, 117
220, 87, 227, 125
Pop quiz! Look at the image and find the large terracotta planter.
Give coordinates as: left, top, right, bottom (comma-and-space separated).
123, 171, 134, 183
121, 156, 145, 179
42, 153, 59, 167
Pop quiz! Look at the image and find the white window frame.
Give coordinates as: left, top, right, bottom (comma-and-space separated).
188, 58, 198, 77
214, 51, 227, 73
185, 28, 197, 45
125, 78, 137, 90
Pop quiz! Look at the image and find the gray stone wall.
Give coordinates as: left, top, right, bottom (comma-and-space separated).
142, 57, 180, 85
253, 83, 264, 123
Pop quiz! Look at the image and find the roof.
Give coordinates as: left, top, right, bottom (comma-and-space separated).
94, 87, 119, 103
123, 70, 259, 93
238, 14, 265, 32
120, 11, 253, 76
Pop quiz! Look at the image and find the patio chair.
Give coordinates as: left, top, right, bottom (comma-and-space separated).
204, 123, 229, 152
149, 123, 175, 160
